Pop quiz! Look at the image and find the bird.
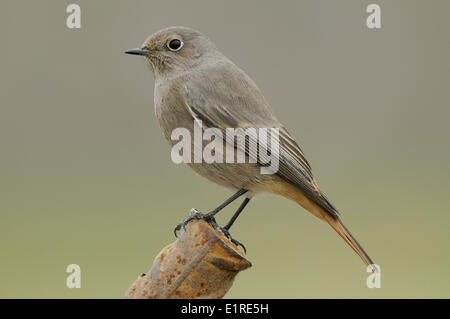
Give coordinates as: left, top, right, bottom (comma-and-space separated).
125, 26, 375, 270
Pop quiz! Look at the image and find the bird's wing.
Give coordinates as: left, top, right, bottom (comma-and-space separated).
181, 67, 339, 217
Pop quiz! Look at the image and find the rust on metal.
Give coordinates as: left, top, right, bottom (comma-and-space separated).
125, 219, 252, 299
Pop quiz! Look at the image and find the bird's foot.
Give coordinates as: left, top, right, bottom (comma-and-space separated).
173, 209, 246, 253
173, 208, 217, 237
217, 227, 247, 254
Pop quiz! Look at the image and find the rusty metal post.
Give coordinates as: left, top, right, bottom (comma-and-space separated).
125, 219, 252, 299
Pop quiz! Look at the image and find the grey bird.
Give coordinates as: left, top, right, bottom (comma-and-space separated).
125, 26, 375, 270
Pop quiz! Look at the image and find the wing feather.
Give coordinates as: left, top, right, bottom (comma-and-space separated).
181, 68, 339, 217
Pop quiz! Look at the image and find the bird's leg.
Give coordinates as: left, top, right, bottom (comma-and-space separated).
204, 188, 248, 219
218, 197, 251, 253
174, 189, 248, 237
223, 197, 251, 231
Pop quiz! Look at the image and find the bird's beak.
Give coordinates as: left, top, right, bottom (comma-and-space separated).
124, 47, 150, 56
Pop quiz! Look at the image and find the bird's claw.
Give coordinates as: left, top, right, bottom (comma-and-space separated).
173, 209, 247, 254
173, 208, 217, 237
218, 227, 247, 254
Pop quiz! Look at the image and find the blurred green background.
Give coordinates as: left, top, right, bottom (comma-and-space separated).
1, 0, 449, 298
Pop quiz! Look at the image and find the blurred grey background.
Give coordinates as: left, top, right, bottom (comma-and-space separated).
1, 0, 449, 298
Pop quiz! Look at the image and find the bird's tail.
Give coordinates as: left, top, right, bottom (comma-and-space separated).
270, 179, 376, 271
321, 213, 377, 272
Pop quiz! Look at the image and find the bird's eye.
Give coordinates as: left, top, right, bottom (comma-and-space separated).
168, 39, 183, 51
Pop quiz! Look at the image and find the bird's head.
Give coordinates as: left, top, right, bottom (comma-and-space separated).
125, 26, 217, 77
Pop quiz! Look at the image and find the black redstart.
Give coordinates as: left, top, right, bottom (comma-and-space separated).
126, 26, 375, 270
